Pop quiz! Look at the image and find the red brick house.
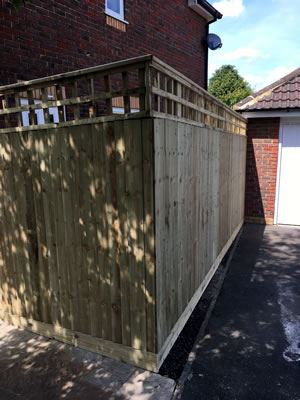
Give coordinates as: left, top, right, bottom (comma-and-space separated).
235, 68, 300, 226
0, 0, 221, 88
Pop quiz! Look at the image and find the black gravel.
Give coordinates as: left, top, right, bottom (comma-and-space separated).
159, 243, 235, 381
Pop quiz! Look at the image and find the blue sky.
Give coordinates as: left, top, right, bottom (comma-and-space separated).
209, 0, 300, 91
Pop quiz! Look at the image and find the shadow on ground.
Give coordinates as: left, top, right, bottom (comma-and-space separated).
178, 224, 300, 400
0, 324, 174, 400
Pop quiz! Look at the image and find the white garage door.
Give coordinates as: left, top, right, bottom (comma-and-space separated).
276, 123, 300, 225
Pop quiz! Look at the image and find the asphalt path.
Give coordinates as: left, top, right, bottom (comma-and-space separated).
177, 224, 300, 400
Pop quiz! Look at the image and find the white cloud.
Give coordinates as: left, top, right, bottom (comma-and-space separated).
244, 66, 297, 90
243, 73, 265, 88
208, 47, 263, 79
208, 62, 220, 78
222, 47, 262, 62
212, 0, 245, 17
266, 66, 297, 85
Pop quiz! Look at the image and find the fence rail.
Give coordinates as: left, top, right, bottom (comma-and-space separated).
0, 55, 246, 135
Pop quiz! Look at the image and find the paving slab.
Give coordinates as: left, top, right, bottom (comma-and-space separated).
176, 224, 300, 400
0, 322, 175, 400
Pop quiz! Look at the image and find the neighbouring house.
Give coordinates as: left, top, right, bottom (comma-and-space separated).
235, 68, 300, 226
0, 0, 222, 88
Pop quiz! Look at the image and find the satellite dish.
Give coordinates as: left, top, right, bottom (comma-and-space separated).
206, 33, 222, 50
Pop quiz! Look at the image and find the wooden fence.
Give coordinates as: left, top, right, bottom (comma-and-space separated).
0, 55, 246, 371
155, 120, 246, 364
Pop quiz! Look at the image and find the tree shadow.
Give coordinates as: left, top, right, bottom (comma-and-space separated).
0, 322, 173, 400
0, 119, 156, 370
180, 223, 300, 400
0, 323, 125, 399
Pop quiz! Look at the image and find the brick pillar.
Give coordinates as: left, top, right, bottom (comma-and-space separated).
245, 117, 280, 224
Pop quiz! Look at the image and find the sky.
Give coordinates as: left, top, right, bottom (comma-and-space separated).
208, 0, 300, 91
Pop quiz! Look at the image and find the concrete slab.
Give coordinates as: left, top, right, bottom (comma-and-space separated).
176, 224, 300, 400
0, 322, 175, 400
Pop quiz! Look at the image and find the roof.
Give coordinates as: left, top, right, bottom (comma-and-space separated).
197, 0, 223, 21
234, 68, 300, 112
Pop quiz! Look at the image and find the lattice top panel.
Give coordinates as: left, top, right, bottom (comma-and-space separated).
150, 57, 246, 135
0, 55, 246, 135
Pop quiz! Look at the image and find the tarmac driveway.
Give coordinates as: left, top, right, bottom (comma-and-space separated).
177, 224, 300, 400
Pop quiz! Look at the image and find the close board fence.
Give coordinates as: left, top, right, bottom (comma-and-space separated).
0, 55, 247, 371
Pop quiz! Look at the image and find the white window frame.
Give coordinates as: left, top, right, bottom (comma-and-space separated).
20, 98, 65, 127
112, 107, 139, 115
105, 0, 125, 22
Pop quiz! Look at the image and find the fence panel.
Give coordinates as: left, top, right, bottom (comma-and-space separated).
155, 119, 246, 365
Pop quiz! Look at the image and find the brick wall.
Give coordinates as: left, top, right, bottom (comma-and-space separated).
245, 117, 280, 224
0, 0, 208, 87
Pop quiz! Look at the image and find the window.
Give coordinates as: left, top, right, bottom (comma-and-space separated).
105, 0, 124, 21
20, 98, 64, 127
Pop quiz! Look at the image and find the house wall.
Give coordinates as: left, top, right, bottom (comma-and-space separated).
0, 0, 208, 87
245, 117, 280, 224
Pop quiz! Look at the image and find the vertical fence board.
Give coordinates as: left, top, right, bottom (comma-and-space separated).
106, 121, 122, 344
114, 120, 131, 347
154, 118, 166, 351
124, 119, 147, 351
141, 118, 156, 353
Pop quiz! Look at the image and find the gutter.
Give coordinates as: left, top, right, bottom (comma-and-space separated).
198, 0, 223, 22
188, 0, 223, 23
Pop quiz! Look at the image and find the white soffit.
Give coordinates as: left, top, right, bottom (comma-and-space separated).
188, 0, 215, 22
242, 111, 300, 119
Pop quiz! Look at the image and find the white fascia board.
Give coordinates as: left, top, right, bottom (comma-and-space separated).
188, 0, 215, 22
242, 110, 300, 119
